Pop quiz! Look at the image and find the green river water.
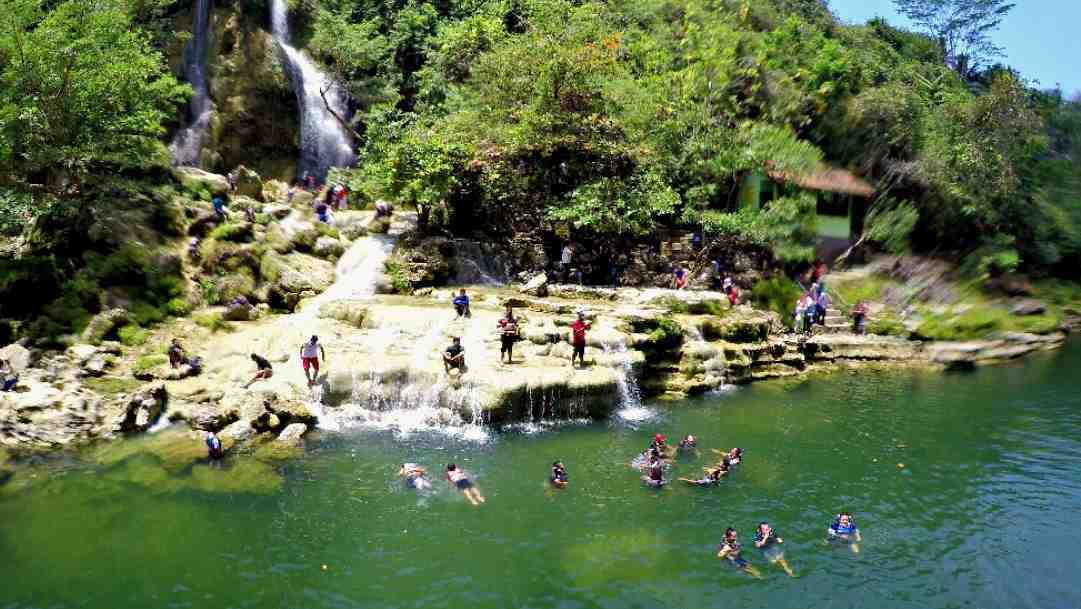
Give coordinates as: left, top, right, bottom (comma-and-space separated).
3, 342, 1081, 609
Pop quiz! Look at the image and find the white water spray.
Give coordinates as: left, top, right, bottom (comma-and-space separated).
170, 0, 213, 166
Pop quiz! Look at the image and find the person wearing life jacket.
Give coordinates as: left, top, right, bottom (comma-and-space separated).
717, 528, 762, 578
679, 464, 725, 486
399, 463, 431, 491
641, 453, 666, 488
498, 309, 519, 365
446, 463, 485, 506
828, 512, 862, 553
754, 521, 795, 577
299, 336, 326, 386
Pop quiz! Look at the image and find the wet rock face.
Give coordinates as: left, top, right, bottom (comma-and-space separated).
114, 383, 168, 433
233, 165, 263, 200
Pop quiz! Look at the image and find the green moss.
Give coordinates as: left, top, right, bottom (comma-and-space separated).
833, 275, 895, 310
130, 301, 166, 326
867, 315, 907, 337
751, 277, 801, 328
164, 297, 192, 317
84, 376, 143, 395
645, 317, 684, 351
913, 306, 1059, 340
1011, 313, 1061, 335
193, 312, 232, 333
118, 324, 150, 346
133, 353, 168, 376
384, 257, 411, 294
214, 270, 256, 304
208, 222, 253, 243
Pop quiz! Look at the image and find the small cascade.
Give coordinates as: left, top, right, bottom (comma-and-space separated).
269, 0, 354, 180
170, 0, 213, 166
606, 342, 655, 423
450, 240, 509, 286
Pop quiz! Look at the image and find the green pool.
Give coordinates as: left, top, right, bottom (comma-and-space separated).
4, 342, 1081, 609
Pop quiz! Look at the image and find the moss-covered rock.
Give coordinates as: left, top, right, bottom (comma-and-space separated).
81, 308, 131, 345
172, 167, 230, 196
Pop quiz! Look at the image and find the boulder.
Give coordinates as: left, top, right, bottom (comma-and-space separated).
186, 405, 241, 431
318, 301, 367, 328
274, 423, 308, 447
220, 419, 255, 444
262, 180, 288, 204
268, 216, 320, 253
82, 354, 110, 378
367, 217, 391, 234
0, 343, 31, 372
113, 383, 167, 433
334, 211, 369, 240
80, 309, 130, 345
263, 204, 292, 220
233, 165, 263, 201
172, 167, 230, 196
260, 252, 336, 308
1010, 299, 1047, 317
313, 236, 345, 259
520, 273, 549, 297
292, 190, 315, 208
222, 303, 254, 322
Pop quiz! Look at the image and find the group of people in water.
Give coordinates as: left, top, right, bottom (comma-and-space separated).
390, 431, 862, 579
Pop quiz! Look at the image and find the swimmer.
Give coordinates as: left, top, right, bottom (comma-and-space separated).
717, 527, 762, 578
641, 453, 666, 488
446, 463, 485, 505
650, 433, 668, 454
754, 521, 795, 577
727, 447, 743, 466
679, 465, 725, 486
678, 435, 698, 453
827, 511, 862, 553
399, 463, 431, 491
550, 461, 568, 488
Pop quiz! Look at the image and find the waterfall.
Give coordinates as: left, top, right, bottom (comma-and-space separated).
170, 0, 213, 167
606, 342, 654, 423
269, 0, 355, 181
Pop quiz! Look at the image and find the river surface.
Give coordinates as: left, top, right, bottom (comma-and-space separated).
3, 343, 1081, 609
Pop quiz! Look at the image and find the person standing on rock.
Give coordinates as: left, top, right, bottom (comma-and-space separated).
559, 242, 574, 282
300, 336, 326, 386
243, 353, 274, 388
570, 311, 591, 368
851, 301, 868, 334
227, 171, 238, 193
205, 431, 224, 460
1, 359, 17, 392
443, 337, 466, 374
212, 194, 229, 222
498, 309, 519, 364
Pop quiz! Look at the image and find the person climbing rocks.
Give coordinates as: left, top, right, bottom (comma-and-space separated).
754, 521, 795, 577
717, 528, 762, 578
212, 194, 228, 221
227, 171, 238, 193
399, 463, 431, 491
300, 336, 326, 386
1, 359, 17, 392
828, 511, 862, 553
205, 431, 224, 460
852, 301, 868, 335
453, 289, 471, 318
167, 339, 186, 369
550, 461, 568, 488
570, 311, 591, 368
446, 463, 485, 505
443, 337, 466, 374
498, 308, 519, 364
243, 353, 273, 388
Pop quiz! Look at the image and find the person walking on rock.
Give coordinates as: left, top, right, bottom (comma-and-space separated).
570, 311, 591, 368
300, 336, 326, 386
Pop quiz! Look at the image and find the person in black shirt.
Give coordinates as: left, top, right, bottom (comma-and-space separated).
754, 521, 795, 577
243, 353, 274, 388
550, 461, 568, 488
443, 337, 466, 374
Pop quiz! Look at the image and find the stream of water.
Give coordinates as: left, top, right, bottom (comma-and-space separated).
269, 0, 354, 180
170, 0, 213, 166
4, 342, 1080, 608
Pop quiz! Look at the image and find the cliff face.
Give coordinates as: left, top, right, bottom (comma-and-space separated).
168, 1, 301, 180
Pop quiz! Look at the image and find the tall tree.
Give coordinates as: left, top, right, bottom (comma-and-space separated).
892, 0, 1015, 79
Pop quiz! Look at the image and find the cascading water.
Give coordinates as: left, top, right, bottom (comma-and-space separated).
450, 240, 509, 286
269, 0, 355, 180
170, 0, 213, 166
607, 342, 655, 423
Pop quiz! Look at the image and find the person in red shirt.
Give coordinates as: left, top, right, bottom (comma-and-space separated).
571, 311, 591, 368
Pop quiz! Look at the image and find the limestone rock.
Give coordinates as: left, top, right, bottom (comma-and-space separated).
80, 309, 130, 345
262, 180, 288, 204
367, 217, 391, 234
222, 303, 254, 322
233, 165, 263, 201
334, 211, 370, 240
268, 217, 319, 253
0, 343, 31, 372
275, 423, 308, 447
318, 301, 367, 328
260, 251, 335, 309
172, 167, 230, 196
220, 419, 255, 444
114, 383, 167, 433
1010, 299, 1047, 316
314, 236, 345, 259
520, 273, 549, 297
82, 354, 110, 378
187, 406, 241, 431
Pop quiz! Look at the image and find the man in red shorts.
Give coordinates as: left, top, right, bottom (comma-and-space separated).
299, 335, 326, 386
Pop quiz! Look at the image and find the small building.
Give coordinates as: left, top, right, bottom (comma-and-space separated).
740, 166, 876, 244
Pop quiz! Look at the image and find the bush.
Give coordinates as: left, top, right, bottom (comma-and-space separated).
133, 354, 168, 376
751, 277, 802, 328
646, 317, 685, 351
193, 312, 232, 333
833, 276, 894, 310
130, 301, 166, 326
208, 222, 253, 243
117, 324, 149, 346
164, 298, 192, 317
916, 307, 1008, 340
384, 258, 411, 294
867, 315, 907, 337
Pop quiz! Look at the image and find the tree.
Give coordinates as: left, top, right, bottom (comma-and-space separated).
892, 0, 1015, 79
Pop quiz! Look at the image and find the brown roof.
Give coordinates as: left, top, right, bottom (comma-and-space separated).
768, 166, 875, 197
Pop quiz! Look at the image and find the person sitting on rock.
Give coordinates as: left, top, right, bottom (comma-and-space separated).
1, 359, 17, 392
453, 289, 471, 318
498, 310, 519, 364
205, 431, 224, 460
374, 200, 392, 219
300, 335, 326, 386
167, 339, 186, 369
443, 337, 466, 374
243, 353, 274, 388
570, 311, 591, 368
672, 266, 689, 290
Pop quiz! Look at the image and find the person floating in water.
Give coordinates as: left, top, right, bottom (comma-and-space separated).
679, 462, 726, 486
678, 435, 698, 456
243, 353, 273, 388
446, 463, 485, 505
717, 527, 762, 578
399, 463, 432, 491
650, 433, 669, 454
754, 521, 795, 577
550, 461, 568, 488
443, 337, 466, 374
205, 431, 224, 460
828, 512, 862, 553
641, 452, 666, 488
453, 289, 471, 318
299, 335, 326, 386
570, 310, 591, 369
727, 447, 743, 466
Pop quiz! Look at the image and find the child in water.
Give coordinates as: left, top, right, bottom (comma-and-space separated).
641, 453, 666, 488
828, 512, 862, 553
550, 461, 568, 488
717, 528, 762, 578
446, 464, 486, 506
